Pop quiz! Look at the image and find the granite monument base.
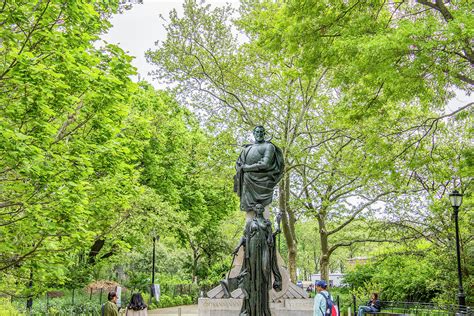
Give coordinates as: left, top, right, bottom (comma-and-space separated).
198, 298, 313, 316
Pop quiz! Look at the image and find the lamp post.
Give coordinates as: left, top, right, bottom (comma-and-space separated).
152, 235, 156, 285
449, 190, 465, 307
151, 233, 160, 284
150, 231, 159, 303
26, 269, 33, 310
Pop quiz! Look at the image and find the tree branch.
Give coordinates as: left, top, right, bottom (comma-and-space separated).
0, 235, 46, 271
328, 238, 399, 256
327, 190, 395, 236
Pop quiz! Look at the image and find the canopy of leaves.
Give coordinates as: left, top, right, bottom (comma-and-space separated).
0, 0, 239, 298
147, 0, 472, 298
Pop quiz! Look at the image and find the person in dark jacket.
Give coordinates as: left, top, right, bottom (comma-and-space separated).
358, 293, 381, 316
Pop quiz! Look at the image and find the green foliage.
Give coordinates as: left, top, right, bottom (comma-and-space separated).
154, 294, 193, 308
344, 248, 443, 302
2, 0, 471, 306
124, 271, 150, 293
0, 297, 22, 316
147, 0, 472, 289
243, 0, 473, 109
134, 85, 238, 282
0, 0, 238, 300
10, 289, 103, 315
0, 0, 143, 297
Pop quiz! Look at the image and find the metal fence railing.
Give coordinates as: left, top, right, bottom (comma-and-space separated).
9, 284, 215, 315
352, 299, 472, 316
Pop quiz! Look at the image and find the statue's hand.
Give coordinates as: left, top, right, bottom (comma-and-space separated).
272, 230, 281, 239
267, 237, 273, 246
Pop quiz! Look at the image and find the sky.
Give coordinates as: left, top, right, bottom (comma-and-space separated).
102, 0, 471, 112
102, 0, 237, 86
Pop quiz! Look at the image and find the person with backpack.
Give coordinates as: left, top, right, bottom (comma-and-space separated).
313, 280, 337, 316
102, 291, 119, 316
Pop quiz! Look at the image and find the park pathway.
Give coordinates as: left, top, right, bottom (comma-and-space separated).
148, 304, 198, 316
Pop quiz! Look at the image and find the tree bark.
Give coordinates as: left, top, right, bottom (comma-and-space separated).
192, 248, 199, 284
318, 209, 330, 283
279, 172, 298, 282
88, 239, 105, 264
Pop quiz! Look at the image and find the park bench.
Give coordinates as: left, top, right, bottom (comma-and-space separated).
358, 300, 472, 316
366, 313, 410, 316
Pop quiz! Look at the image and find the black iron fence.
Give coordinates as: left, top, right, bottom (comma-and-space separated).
8, 284, 216, 315
375, 301, 472, 316
348, 296, 472, 316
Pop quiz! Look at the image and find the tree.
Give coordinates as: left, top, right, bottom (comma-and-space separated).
244, 0, 472, 110
147, 0, 472, 288
147, 0, 334, 281
148, 0, 404, 283
237, 0, 473, 284
0, 0, 144, 294
135, 84, 238, 283
0, 0, 249, 301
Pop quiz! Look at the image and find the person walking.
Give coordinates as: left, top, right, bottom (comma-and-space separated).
102, 291, 119, 316
313, 280, 331, 316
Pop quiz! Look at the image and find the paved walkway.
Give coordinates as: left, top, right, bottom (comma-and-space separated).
148, 304, 198, 315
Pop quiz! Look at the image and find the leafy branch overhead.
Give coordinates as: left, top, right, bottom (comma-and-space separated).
0, 0, 237, 296
148, 0, 472, 284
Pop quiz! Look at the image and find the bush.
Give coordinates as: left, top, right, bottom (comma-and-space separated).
153, 294, 194, 309
329, 287, 353, 312
157, 294, 173, 308
343, 254, 441, 303
181, 294, 193, 305
0, 297, 22, 316
173, 296, 183, 306
10, 290, 102, 315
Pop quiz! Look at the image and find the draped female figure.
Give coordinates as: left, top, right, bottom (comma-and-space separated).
234, 204, 282, 316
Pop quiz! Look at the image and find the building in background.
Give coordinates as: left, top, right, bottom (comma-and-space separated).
310, 273, 345, 287
347, 256, 370, 268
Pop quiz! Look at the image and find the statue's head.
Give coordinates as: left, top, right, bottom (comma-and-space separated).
253, 126, 265, 143
254, 203, 264, 215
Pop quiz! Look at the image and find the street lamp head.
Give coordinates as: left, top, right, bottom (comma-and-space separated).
449, 190, 463, 208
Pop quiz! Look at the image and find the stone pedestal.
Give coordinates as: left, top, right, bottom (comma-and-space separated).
202, 247, 311, 315
198, 298, 313, 316
200, 206, 311, 315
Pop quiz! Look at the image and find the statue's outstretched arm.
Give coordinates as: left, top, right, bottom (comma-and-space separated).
233, 236, 246, 254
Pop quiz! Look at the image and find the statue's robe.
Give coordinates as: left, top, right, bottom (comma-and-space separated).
239, 218, 282, 316
234, 141, 284, 212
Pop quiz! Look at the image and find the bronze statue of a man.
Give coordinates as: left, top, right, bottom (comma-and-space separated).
234, 126, 284, 212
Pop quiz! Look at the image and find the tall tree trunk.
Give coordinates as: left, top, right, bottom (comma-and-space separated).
318, 212, 330, 283
280, 172, 297, 282
313, 249, 320, 273
191, 247, 199, 284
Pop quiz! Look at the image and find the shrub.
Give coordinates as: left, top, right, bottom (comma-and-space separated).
157, 294, 173, 308
0, 298, 22, 316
